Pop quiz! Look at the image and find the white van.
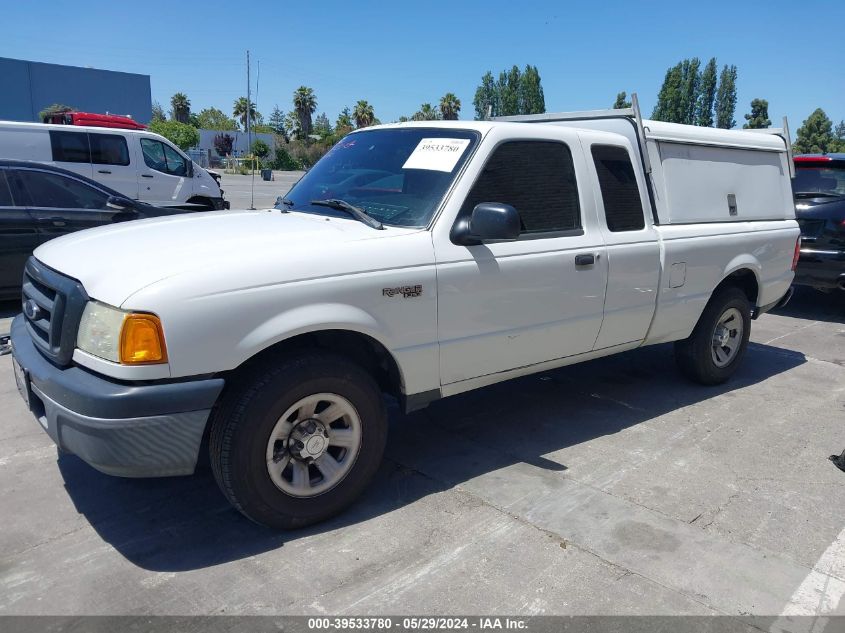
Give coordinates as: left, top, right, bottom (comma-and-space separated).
0, 120, 227, 209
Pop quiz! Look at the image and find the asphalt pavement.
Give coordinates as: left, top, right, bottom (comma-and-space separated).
1, 288, 844, 621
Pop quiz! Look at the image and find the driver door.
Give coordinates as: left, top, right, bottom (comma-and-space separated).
433, 134, 608, 385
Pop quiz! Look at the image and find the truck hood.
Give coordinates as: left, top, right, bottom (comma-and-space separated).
34, 209, 422, 307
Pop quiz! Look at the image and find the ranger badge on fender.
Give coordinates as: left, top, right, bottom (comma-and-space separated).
382, 285, 422, 298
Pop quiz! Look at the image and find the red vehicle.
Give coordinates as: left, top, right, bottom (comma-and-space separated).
41, 111, 147, 130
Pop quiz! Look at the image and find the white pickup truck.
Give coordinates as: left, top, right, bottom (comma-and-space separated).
10, 100, 800, 529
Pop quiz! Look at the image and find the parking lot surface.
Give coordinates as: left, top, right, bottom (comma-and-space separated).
218, 171, 304, 210
1, 289, 844, 619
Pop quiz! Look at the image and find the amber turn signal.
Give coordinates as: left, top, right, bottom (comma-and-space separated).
119, 314, 168, 364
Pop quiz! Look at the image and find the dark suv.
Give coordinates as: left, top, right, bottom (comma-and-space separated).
792, 154, 845, 291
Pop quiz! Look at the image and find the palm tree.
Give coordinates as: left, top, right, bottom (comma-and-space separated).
292, 86, 317, 139
170, 93, 191, 124
439, 93, 461, 120
412, 103, 439, 121
233, 97, 258, 130
353, 100, 375, 128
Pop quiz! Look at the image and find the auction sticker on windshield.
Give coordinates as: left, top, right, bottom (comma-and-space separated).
402, 138, 471, 172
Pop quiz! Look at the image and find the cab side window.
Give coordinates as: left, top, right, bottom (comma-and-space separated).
14, 169, 109, 209
460, 141, 581, 235
50, 131, 90, 163
90, 134, 130, 166
141, 139, 187, 177
591, 145, 645, 232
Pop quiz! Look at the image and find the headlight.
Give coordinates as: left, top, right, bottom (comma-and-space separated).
77, 301, 168, 365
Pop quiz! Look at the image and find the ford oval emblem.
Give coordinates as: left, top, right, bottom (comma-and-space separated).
24, 299, 42, 321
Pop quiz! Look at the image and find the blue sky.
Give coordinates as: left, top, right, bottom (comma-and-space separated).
4, 0, 843, 131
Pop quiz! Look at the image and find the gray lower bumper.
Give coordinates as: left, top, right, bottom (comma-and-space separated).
31, 384, 211, 477
11, 315, 224, 478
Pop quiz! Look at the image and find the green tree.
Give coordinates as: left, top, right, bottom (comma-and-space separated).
268, 105, 285, 135
195, 107, 238, 130
832, 121, 845, 152
473, 71, 498, 120
353, 100, 375, 128
679, 58, 701, 125
498, 65, 522, 116
313, 112, 332, 137
170, 92, 191, 124
519, 65, 545, 115
149, 119, 199, 150
251, 139, 270, 159
439, 93, 461, 120
412, 103, 440, 121
293, 86, 317, 139
150, 101, 166, 123
232, 97, 258, 130
715, 65, 738, 129
696, 58, 718, 127
652, 62, 684, 122
793, 108, 835, 154
335, 107, 354, 135
612, 92, 631, 109
742, 99, 771, 129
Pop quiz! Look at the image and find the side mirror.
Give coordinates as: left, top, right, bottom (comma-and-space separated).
451, 202, 521, 246
106, 196, 136, 212
187, 161, 195, 178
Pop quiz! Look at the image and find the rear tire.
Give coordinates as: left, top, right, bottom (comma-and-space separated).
674, 287, 751, 385
209, 351, 387, 529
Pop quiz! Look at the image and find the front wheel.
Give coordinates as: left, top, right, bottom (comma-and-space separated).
674, 287, 751, 385
208, 351, 388, 529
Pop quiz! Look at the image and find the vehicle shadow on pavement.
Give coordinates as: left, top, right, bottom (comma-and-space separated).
57, 340, 806, 572
771, 286, 845, 324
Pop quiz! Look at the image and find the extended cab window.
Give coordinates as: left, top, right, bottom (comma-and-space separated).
461, 141, 580, 235
141, 139, 188, 177
592, 145, 645, 232
50, 131, 90, 163
14, 169, 109, 209
90, 134, 130, 166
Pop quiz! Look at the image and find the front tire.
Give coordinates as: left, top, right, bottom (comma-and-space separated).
209, 351, 387, 529
674, 287, 751, 385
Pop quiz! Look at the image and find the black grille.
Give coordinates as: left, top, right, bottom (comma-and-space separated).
21, 257, 89, 366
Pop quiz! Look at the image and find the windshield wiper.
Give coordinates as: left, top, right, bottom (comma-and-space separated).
310, 199, 384, 230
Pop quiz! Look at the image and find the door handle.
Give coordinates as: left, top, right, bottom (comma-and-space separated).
39, 217, 67, 227
141, 174, 154, 178
97, 169, 112, 174
575, 253, 596, 266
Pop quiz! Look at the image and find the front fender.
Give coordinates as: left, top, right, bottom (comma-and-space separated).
237, 302, 391, 362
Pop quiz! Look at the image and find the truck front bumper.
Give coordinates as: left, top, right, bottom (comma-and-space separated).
10, 315, 224, 478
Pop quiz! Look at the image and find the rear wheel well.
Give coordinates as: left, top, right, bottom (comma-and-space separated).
231, 330, 403, 400
716, 269, 759, 307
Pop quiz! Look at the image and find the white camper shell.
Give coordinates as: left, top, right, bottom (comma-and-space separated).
495, 98, 795, 226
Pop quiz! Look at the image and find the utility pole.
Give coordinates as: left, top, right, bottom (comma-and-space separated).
247, 49, 255, 209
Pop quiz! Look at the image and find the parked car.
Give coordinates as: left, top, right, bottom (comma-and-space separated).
792, 154, 845, 291
10, 106, 798, 529
0, 160, 196, 299
0, 120, 227, 210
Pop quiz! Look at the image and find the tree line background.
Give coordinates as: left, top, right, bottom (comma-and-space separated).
106, 57, 843, 170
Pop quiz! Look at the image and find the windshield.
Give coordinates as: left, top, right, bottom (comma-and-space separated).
793, 164, 845, 196
280, 128, 479, 227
